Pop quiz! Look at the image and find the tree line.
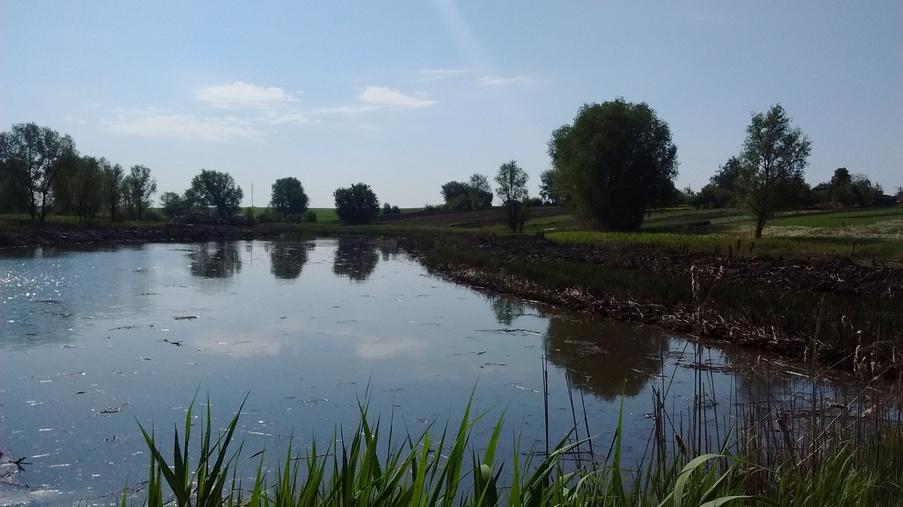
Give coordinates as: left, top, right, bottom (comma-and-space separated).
0, 123, 157, 222
3, 100, 899, 237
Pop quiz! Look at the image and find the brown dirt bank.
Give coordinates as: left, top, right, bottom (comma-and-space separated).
398, 234, 903, 377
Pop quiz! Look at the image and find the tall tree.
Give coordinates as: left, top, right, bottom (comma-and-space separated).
494, 160, 529, 232
101, 160, 125, 221
735, 104, 811, 238
190, 169, 243, 220
123, 165, 157, 220
549, 99, 677, 231
270, 177, 309, 217
0, 123, 76, 221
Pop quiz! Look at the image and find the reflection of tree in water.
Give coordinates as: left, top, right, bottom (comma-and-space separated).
189, 242, 242, 278
377, 240, 402, 261
491, 296, 527, 326
268, 241, 313, 280
332, 237, 378, 282
544, 317, 668, 400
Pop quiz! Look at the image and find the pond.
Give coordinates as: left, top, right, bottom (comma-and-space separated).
0, 238, 842, 505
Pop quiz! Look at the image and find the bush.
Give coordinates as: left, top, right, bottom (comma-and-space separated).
334, 183, 380, 224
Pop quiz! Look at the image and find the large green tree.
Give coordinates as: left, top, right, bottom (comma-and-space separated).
0, 123, 76, 221
190, 169, 243, 220
334, 183, 379, 224
270, 177, 309, 217
123, 164, 157, 220
494, 160, 529, 232
735, 104, 811, 238
548, 99, 677, 231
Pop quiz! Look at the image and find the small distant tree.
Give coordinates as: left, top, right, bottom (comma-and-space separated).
160, 192, 186, 218
334, 183, 379, 224
467, 173, 493, 208
270, 177, 309, 217
735, 104, 811, 238
539, 169, 564, 205
381, 203, 401, 215
101, 160, 125, 221
549, 99, 678, 231
190, 169, 243, 220
123, 165, 157, 220
494, 160, 529, 232
441, 180, 471, 209
0, 123, 76, 221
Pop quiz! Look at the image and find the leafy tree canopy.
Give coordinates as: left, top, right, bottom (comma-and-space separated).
549, 99, 677, 231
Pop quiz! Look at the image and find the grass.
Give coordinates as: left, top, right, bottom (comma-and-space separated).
546, 230, 903, 262
127, 379, 903, 506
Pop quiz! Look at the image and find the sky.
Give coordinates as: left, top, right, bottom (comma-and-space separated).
1, 1, 901, 207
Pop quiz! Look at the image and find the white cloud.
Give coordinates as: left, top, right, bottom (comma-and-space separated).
195, 81, 300, 108
478, 75, 535, 87
417, 68, 469, 82
359, 86, 436, 109
103, 109, 258, 142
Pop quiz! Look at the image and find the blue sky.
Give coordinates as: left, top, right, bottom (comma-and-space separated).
2, 1, 900, 207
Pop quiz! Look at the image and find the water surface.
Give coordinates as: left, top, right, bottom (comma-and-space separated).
0, 238, 827, 505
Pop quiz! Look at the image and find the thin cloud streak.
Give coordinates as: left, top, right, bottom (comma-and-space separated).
478, 75, 535, 87
103, 108, 259, 142
359, 86, 436, 109
195, 81, 300, 108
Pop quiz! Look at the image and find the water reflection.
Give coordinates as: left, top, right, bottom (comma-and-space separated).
377, 240, 402, 261
268, 241, 314, 280
492, 297, 527, 326
189, 242, 242, 278
544, 316, 668, 399
332, 237, 378, 282
0, 245, 153, 348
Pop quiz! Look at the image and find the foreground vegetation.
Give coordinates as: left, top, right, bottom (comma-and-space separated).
128, 380, 903, 506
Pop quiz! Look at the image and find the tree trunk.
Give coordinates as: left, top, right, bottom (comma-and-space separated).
754, 213, 766, 239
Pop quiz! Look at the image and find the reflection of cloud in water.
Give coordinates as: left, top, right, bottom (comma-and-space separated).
267, 240, 314, 280
189, 318, 308, 358
332, 237, 378, 282
544, 316, 668, 400
189, 242, 242, 279
353, 335, 427, 360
